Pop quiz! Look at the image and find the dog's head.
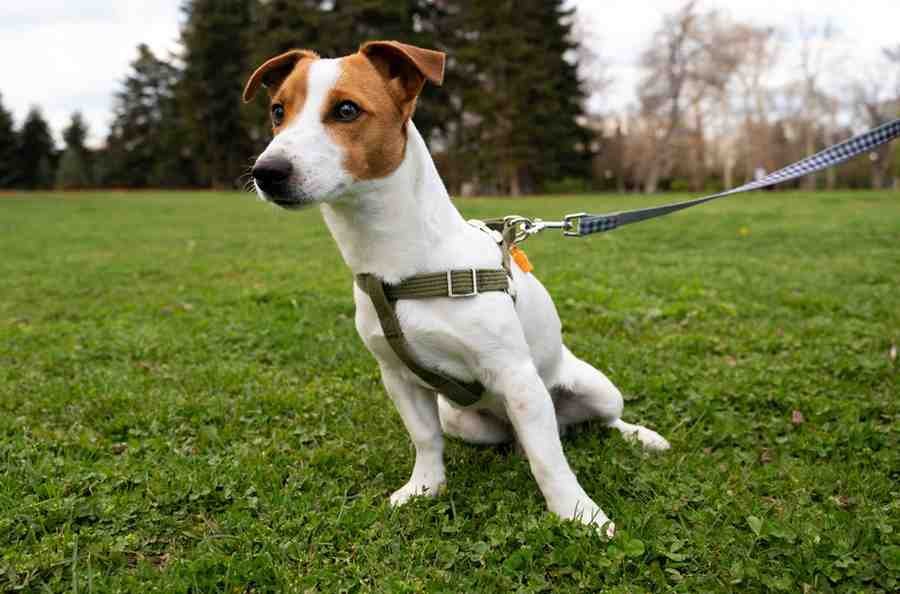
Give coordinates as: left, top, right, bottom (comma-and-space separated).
243, 41, 445, 208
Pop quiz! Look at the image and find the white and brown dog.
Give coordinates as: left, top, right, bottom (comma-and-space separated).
244, 41, 669, 537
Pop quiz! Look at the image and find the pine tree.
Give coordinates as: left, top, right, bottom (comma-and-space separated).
18, 107, 56, 190
56, 112, 92, 189
180, 0, 258, 188
0, 93, 18, 188
448, 0, 590, 194
105, 44, 195, 188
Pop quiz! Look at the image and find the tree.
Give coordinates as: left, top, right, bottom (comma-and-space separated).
18, 107, 55, 190
851, 56, 899, 190
635, 2, 742, 193
104, 44, 195, 188
448, 0, 590, 195
0, 93, 18, 187
180, 0, 258, 188
790, 21, 841, 190
724, 24, 780, 188
56, 112, 92, 189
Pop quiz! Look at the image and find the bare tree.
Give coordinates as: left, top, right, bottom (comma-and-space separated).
635, 1, 741, 193
571, 6, 612, 117
726, 24, 780, 187
787, 21, 843, 190
851, 50, 900, 189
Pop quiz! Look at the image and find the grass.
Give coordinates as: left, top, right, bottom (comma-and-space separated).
0, 190, 898, 593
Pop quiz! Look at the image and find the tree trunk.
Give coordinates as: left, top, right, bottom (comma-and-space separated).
689, 111, 705, 191
508, 162, 521, 197
644, 163, 660, 194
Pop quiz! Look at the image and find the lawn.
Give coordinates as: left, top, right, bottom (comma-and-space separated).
1, 190, 898, 593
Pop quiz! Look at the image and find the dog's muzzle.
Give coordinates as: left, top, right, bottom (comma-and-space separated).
252, 156, 296, 206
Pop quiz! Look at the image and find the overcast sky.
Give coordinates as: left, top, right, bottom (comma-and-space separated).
1, 1, 897, 147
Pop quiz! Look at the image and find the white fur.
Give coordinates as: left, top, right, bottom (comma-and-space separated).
253, 57, 670, 537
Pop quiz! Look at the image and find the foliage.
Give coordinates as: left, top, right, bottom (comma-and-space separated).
103, 44, 195, 189
446, 0, 590, 195
16, 107, 56, 190
179, 0, 257, 188
1, 191, 897, 592
56, 113, 93, 190
0, 93, 18, 187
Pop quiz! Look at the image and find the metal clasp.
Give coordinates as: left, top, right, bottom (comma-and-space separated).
448, 269, 478, 297
503, 213, 586, 243
563, 212, 587, 236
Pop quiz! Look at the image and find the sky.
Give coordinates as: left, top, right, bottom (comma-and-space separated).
1, 1, 897, 147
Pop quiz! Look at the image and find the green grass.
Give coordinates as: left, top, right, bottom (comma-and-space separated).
1, 190, 898, 593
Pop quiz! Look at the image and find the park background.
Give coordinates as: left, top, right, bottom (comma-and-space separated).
1, 0, 899, 196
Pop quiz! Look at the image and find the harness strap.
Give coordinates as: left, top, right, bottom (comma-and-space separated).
383, 269, 509, 300
357, 269, 510, 406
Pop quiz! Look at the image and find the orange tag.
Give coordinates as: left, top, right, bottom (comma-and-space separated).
510, 246, 534, 273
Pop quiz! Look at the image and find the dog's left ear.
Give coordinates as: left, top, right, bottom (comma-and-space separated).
360, 41, 445, 118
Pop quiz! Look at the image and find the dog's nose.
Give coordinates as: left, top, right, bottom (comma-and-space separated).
252, 157, 292, 193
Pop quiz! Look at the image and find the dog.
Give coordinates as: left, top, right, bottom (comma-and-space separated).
243, 41, 669, 537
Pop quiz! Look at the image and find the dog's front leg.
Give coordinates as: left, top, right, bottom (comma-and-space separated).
487, 362, 616, 538
379, 365, 446, 506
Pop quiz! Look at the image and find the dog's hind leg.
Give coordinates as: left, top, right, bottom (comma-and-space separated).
553, 347, 670, 451
438, 396, 513, 444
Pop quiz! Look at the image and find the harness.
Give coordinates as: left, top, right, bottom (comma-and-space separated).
356, 218, 517, 406
356, 117, 900, 407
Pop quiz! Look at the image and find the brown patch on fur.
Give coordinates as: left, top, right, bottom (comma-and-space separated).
324, 44, 445, 180
268, 58, 317, 133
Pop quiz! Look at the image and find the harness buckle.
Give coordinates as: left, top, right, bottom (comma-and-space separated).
447, 269, 478, 298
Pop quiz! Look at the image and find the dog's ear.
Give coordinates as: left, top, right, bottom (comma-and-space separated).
243, 49, 318, 103
360, 41, 445, 117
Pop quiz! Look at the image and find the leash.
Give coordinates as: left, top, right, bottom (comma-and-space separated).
500, 118, 900, 242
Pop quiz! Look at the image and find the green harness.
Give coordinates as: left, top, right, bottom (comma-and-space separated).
355, 219, 516, 406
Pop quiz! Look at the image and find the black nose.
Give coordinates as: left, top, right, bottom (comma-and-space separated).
252, 157, 292, 193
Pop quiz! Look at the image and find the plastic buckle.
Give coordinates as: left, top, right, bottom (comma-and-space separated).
448, 269, 478, 297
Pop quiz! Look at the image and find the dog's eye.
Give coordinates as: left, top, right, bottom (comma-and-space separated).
333, 101, 361, 122
271, 104, 285, 126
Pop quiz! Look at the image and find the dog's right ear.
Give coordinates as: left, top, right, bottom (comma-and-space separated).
243, 49, 318, 103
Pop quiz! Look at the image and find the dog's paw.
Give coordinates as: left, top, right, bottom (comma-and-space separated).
628, 426, 670, 451
389, 479, 446, 507
557, 499, 616, 539
609, 419, 671, 452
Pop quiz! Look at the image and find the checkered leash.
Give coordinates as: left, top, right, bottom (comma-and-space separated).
564, 118, 900, 236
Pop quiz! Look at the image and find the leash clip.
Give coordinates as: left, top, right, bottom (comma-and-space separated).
503, 213, 587, 242
563, 212, 586, 236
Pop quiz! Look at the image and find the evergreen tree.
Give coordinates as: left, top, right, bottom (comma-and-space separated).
449, 0, 590, 194
105, 44, 195, 188
18, 107, 56, 189
56, 112, 93, 189
180, 0, 258, 188
0, 93, 18, 188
